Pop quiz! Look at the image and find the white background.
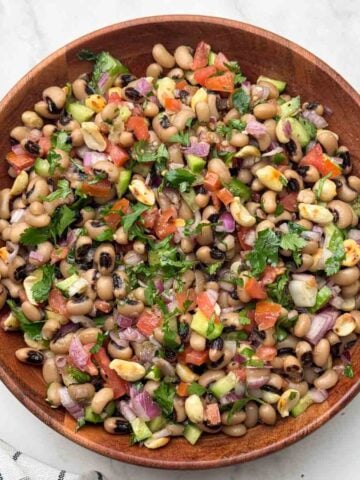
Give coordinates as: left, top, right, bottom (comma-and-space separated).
0, 0, 359, 478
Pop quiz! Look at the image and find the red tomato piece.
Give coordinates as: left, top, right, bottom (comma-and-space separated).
93, 348, 129, 398
193, 66, 217, 86
300, 143, 341, 178
256, 345, 277, 361
214, 52, 230, 71
245, 278, 267, 300
280, 192, 298, 212
204, 172, 221, 192
142, 207, 158, 229
175, 79, 188, 90
254, 301, 282, 331
192, 41, 211, 69
164, 97, 182, 112
154, 207, 177, 239
237, 227, 255, 251
196, 291, 216, 319
205, 403, 221, 425
136, 310, 161, 337
50, 246, 69, 265
261, 266, 286, 286
81, 179, 112, 197
216, 188, 234, 206
176, 289, 196, 311
6, 151, 35, 172
126, 116, 149, 140
178, 346, 209, 366
204, 72, 235, 92
107, 92, 122, 104
38, 136, 52, 155
176, 381, 190, 397
103, 198, 130, 230
106, 143, 129, 167
48, 289, 68, 316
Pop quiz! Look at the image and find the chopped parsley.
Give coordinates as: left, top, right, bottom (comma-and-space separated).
267, 272, 291, 307
324, 224, 345, 275
153, 382, 176, 417
344, 364, 354, 378
224, 178, 251, 201
169, 130, 190, 146
232, 88, 250, 115
280, 232, 307, 266
31, 265, 55, 303
47, 150, 62, 175
90, 332, 108, 354
216, 119, 246, 139
95, 228, 114, 242
246, 229, 280, 277
187, 382, 207, 396
314, 173, 331, 200
67, 366, 91, 383
164, 169, 196, 192
7, 300, 44, 341
51, 131, 72, 153
43, 179, 72, 202
121, 203, 149, 233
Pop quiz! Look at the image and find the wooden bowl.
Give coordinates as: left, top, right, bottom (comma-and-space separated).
0, 15, 359, 470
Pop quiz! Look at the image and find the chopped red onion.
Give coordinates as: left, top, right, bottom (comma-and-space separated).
29, 251, 44, 263
66, 229, 78, 248
233, 353, 247, 363
98, 72, 109, 90
184, 141, 210, 158
283, 120, 292, 137
234, 382, 246, 397
55, 355, 68, 370
115, 312, 134, 330
324, 105, 333, 116
119, 401, 136, 422
309, 388, 328, 403
262, 146, 284, 157
221, 306, 243, 314
76, 146, 90, 159
219, 392, 241, 405
136, 77, 152, 96
306, 308, 339, 345
302, 110, 328, 128
224, 340, 237, 358
119, 327, 146, 343
329, 296, 344, 309
246, 368, 271, 389
215, 212, 235, 233
245, 119, 267, 138
130, 388, 161, 420
245, 229, 256, 247
69, 335, 90, 371
109, 330, 129, 348
341, 350, 351, 365
11, 144, 26, 155
154, 279, 164, 293
83, 151, 108, 167
10, 209, 25, 223
251, 85, 270, 102
59, 387, 84, 420
29, 129, 42, 142
302, 230, 322, 242
52, 322, 80, 342
206, 289, 219, 304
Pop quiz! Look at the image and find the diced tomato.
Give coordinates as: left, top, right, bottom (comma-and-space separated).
6, 151, 35, 172
245, 278, 267, 300
112, 198, 130, 213
81, 179, 112, 197
214, 52, 230, 71
103, 212, 120, 230
237, 227, 255, 251
176, 381, 190, 397
178, 346, 209, 366
280, 192, 298, 212
192, 41, 211, 69
254, 301, 282, 331
256, 345, 277, 361
154, 207, 177, 239
205, 403, 221, 426
175, 79, 188, 90
126, 116, 149, 140
93, 348, 129, 398
230, 367, 247, 382
261, 265, 286, 286
38, 136, 51, 155
142, 206, 158, 229
136, 309, 161, 337
216, 188, 234, 205
204, 72, 235, 92
107, 92, 122, 104
204, 171, 221, 192
300, 143, 341, 178
50, 246, 69, 264
94, 300, 112, 313
106, 143, 129, 167
196, 291, 216, 319
103, 198, 130, 230
48, 288, 68, 316
193, 66, 217, 86
176, 288, 196, 311
164, 97, 182, 112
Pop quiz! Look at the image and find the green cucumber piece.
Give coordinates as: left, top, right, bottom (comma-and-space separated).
191, 310, 223, 340
287, 117, 311, 147
148, 416, 167, 433
208, 51, 216, 65
67, 102, 94, 124
116, 169, 131, 198
291, 393, 314, 417
257, 75, 286, 93
34, 157, 50, 177
309, 286, 332, 313
186, 154, 206, 174
183, 424, 202, 445
210, 372, 237, 399
84, 407, 103, 424
130, 418, 152, 442
279, 96, 301, 118
145, 365, 162, 381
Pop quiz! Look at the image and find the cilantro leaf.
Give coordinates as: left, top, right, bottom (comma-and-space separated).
95, 228, 114, 242
144, 281, 156, 307
7, 300, 44, 341
77, 48, 99, 62
44, 179, 72, 202
216, 119, 246, 139
19, 226, 53, 246
51, 131, 72, 153
344, 364, 354, 378
164, 169, 196, 189
31, 265, 55, 303
246, 229, 280, 277
239, 312, 251, 325
225, 178, 251, 201
169, 131, 190, 146
267, 272, 291, 307
153, 382, 176, 417
299, 117, 317, 140
314, 173, 331, 200
207, 261, 223, 275
280, 232, 307, 266
56, 206, 77, 237
132, 140, 169, 169
232, 89, 250, 115
187, 382, 207, 396
67, 366, 91, 383
324, 224, 345, 275
90, 332, 108, 354
121, 203, 149, 233
47, 150, 62, 175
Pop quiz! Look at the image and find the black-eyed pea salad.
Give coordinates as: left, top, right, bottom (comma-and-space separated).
1, 41, 360, 448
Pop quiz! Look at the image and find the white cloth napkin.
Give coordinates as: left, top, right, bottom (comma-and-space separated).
0, 439, 107, 480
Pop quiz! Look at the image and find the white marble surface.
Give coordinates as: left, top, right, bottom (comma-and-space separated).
0, 0, 359, 478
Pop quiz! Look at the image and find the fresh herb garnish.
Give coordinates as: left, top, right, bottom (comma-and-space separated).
47, 150, 62, 175
132, 140, 169, 173
280, 232, 307, 267
95, 228, 114, 242
225, 178, 251, 201
90, 332, 108, 354
67, 366, 91, 383
267, 272, 291, 307
31, 265, 55, 303
324, 224, 345, 275
121, 203, 149, 233
169, 130, 190, 146
187, 382, 207, 396
216, 119, 246, 139
43, 179, 72, 202
153, 382, 176, 417
344, 364, 354, 378
77, 48, 99, 62
164, 169, 196, 191
232, 89, 250, 115
274, 204, 284, 216
7, 300, 44, 341
314, 173, 331, 200
246, 229, 280, 277
51, 131, 72, 153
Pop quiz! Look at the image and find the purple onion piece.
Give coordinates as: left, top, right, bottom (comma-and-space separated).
302, 110, 328, 128
306, 308, 339, 345
309, 388, 328, 403
184, 141, 210, 157
52, 322, 80, 343
59, 387, 84, 420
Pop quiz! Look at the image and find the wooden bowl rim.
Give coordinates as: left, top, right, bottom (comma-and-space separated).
0, 14, 359, 470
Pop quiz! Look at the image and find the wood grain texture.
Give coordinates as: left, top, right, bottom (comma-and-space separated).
0, 15, 359, 470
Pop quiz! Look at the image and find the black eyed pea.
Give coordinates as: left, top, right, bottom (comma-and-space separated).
114, 226, 128, 245
185, 394, 204, 423
230, 198, 256, 227
10, 125, 30, 142
261, 190, 277, 214
42, 357, 61, 384
46, 382, 62, 407
179, 199, 193, 220
91, 387, 114, 414
143, 101, 159, 118
93, 160, 120, 183
348, 175, 360, 193
78, 328, 102, 345
190, 332, 207, 353
43, 86, 66, 113
107, 341, 133, 360
24, 210, 51, 228
216, 234, 235, 252
195, 101, 211, 123
287, 381, 309, 397
152, 43, 175, 68
144, 437, 170, 449
25, 177, 50, 202
174, 45, 194, 70
263, 118, 277, 140
257, 80, 279, 99
259, 403, 277, 425
146, 62, 163, 79
244, 401, 259, 428
113, 270, 128, 299
351, 310, 360, 334
96, 276, 115, 301
222, 424, 247, 437
72, 78, 88, 100
330, 267, 360, 287
66, 297, 93, 316
34, 100, 60, 119
109, 359, 146, 381
221, 410, 246, 426
168, 67, 185, 79
132, 287, 146, 303
207, 158, 231, 183
283, 356, 303, 381
50, 332, 75, 355
229, 131, 249, 148
104, 417, 131, 435
94, 243, 115, 275
316, 129, 338, 155
180, 237, 195, 254
257, 133, 272, 152
313, 338, 331, 367
8, 256, 26, 284
129, 178, 155, 206
15, 347, 44, 365
314, 369, 339, 390
42, 123, 57, 137
196, 220, 213, 246
294, 313, 311, 338
41, 319, 61, 340
196, 246, 223, 264
327, 200, 354, 229
0, 189, 11, 219
277, 389, 300, 417
143, 380, 161, 397
71, 128, 84, 147
171, 108, 196, 131
117, 298, 145, 318
336, 178, 358, 203
342, 280, 360, 298
173, 396, 187, 422
21, 110, 44, 129
333, 313, 356, 337
178, 270, 195, 290
68, 383, 96, 404
10, 170, 29, 197
2, 278, 23, 299
256, 220, 275, 233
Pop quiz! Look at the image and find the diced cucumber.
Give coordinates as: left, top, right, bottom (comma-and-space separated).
279, 96, 301, 118
291, 393, 314, 417
257, 75, 287, 93
56, 274, 88, 297
309, 286, 332, 313
190, 309, 223, 340
84, 407, 104, 424
210, 372, 237, 399
287, 117, 311, 147
92, 52, 129, 94
183, 424, 202, 445
130, 417, 152, 442
148, 416, 167, 433
208, 51, 216, 65
116, 169, 131, 198
34, 157, 50, 177
67, 102, 94, 123
145, 365, 162, 381
186, 154, 206, 174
